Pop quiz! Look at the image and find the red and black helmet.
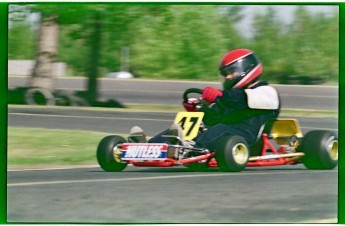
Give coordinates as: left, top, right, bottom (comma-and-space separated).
219, 49, 263, 89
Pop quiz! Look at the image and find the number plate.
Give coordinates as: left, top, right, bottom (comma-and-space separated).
174, 112, 204, 140
121, 143, 168, 160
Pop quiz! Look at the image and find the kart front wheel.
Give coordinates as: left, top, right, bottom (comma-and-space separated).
97, 135, 128, 172
215, 135, 249, 172
299, 130, 338, 170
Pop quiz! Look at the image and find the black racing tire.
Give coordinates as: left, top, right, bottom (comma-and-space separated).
215, 135, 249, 172
25, 88, 56, 106
54, 90, 74, 106
97, 135, 128, 172
299, 130, 338, 170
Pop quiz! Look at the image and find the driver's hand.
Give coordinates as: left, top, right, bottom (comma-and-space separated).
202, 86, 223, 103
182, 98, 200, 112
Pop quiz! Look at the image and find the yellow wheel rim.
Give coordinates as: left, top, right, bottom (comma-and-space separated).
327, 140, 338, 161
232, 143, 249, 165
113, 146, 122, 163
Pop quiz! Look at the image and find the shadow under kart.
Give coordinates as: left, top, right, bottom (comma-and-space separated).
96, 89, 338, 172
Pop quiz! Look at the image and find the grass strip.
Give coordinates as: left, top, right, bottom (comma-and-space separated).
7, 127, 118, 168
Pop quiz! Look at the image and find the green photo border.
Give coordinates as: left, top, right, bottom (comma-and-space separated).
0, 2, 8, 224
1, 1, 343, 224
338, 2, 344, 224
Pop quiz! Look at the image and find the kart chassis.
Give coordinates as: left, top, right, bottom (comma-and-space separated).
120, 128, 304, 168
97, 88, 338, 172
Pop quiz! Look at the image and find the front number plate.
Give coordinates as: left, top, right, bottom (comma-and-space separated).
121, 143, 168, 160
174, 112, 204, 140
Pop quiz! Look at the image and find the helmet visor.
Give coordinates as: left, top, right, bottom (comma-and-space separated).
219, 61, 244, 89
219, 62, 243, 77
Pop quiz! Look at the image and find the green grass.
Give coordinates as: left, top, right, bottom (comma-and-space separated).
7, 127, 117, 168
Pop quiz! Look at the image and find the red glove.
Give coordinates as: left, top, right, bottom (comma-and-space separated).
182, 98, 200, 112
202, 86, 223, 103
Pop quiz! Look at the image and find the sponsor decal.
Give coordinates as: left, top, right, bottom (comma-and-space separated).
121, 143, 168, 160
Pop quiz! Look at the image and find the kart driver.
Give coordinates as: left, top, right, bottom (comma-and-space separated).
129, 48, 281, 151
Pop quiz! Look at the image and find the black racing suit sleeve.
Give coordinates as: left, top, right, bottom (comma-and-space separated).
200, 88, 249, 126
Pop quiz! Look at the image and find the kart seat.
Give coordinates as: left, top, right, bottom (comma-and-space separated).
250, 118, 303, 156
269, 118, 303, 144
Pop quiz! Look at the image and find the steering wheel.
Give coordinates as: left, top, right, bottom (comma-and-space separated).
182, 88, 203, 103
182, 87, 223, 112
182, 88, 212, 111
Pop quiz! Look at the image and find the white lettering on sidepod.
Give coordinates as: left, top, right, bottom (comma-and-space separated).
124, 145, 163, 158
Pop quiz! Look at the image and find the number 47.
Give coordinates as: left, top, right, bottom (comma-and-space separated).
174, 112, 204, 140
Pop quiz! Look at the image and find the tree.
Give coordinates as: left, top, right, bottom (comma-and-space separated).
9, 4, 109, 105
8, 4, 60, 105
130, 5, 229, 80
84, 10, 102, 103
250, 7, 287, 80
8, 21, 36, 59
9, 4, 338, 85
29, 13, 59, 93
288, 6, 339, 81
219, 5, 248, 49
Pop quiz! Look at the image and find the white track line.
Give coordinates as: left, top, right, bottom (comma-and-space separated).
8, 170, 337, 187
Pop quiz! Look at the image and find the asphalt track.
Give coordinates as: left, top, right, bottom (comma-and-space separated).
7, 165, 338, 223
7, 78, 340, 223
8, 77, 339, 111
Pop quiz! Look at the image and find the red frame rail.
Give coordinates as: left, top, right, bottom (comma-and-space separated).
128, 133, 303, 168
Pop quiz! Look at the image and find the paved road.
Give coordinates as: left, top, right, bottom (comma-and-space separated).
8, 77, 339, 111
7, 165, 338, 223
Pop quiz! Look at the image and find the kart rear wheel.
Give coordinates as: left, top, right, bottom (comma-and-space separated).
299, 130, 338, 170
97, 135, 128, 172
215, 135, 249, 172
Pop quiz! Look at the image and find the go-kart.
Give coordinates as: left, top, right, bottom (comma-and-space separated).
96, 88, 338, 172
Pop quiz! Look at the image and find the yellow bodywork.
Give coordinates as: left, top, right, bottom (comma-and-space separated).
174, 112, 204, 140
270, 118, 303, 145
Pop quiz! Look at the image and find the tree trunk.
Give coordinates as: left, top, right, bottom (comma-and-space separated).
85, 11, 102, 104
29, 14, 58, 92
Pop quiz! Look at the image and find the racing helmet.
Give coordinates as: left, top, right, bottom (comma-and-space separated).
219, 49, 263, 89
